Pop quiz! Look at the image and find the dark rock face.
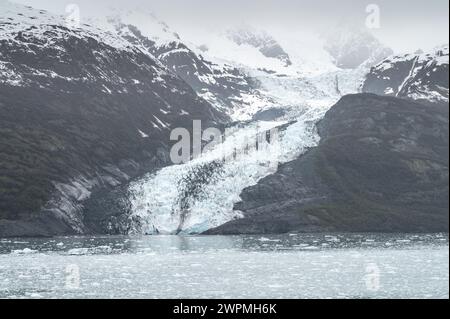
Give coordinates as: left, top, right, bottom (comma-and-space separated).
362, 46, 449, 103
0, 9, 225, 237
207, 94, 449, 234
251, 108, 287, 121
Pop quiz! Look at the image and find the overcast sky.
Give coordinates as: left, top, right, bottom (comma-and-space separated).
11, 0, 449, 52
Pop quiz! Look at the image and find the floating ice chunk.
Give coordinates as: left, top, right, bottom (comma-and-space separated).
138, 130, 149, 138
67, 246, 113, 255
11, 248, 38, 255
259, 237, 281, 242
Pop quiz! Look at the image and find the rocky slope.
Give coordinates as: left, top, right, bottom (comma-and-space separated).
207, 94, 449, 234
0, 2, 224, 237
362, 45, 449, 103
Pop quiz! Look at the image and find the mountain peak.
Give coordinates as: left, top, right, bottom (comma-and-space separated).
323, 26, 393, 69
362, 45, 449, 103
225, 25, 292, 67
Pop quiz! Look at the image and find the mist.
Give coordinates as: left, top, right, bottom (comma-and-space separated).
9, 0, 450, 54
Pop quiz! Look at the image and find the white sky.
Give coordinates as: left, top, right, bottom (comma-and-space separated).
9, 0, 450, 53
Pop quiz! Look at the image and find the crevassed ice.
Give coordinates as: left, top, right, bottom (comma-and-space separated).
128, 105, 329, 235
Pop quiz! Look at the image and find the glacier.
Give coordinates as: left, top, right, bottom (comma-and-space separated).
126, 69, 364, 234
123, 21, 377, 235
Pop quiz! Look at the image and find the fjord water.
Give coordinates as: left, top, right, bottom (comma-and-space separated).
0, 234, 448, 299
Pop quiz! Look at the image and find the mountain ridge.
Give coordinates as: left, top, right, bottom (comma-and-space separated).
0, 2, 225, 237
362, 45, 449, 103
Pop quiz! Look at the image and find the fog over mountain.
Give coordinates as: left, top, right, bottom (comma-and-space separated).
11, 0, 449, 53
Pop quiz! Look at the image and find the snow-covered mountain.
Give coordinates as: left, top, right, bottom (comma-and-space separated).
362, 45, 449, 103
85, 10, 392, 121
115, 25, 387, 235
0, 1, 224, 236
226, 25, 292, 67
82, 11, 270, 119
82, 13, 394, 235
324, 26, 393, 69
90, 10, 375, 121
1, 0, 424, 237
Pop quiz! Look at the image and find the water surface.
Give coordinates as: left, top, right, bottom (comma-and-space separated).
0, 233, 448, 299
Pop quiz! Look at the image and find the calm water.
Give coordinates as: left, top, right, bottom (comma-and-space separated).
0, 233, 448, 299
